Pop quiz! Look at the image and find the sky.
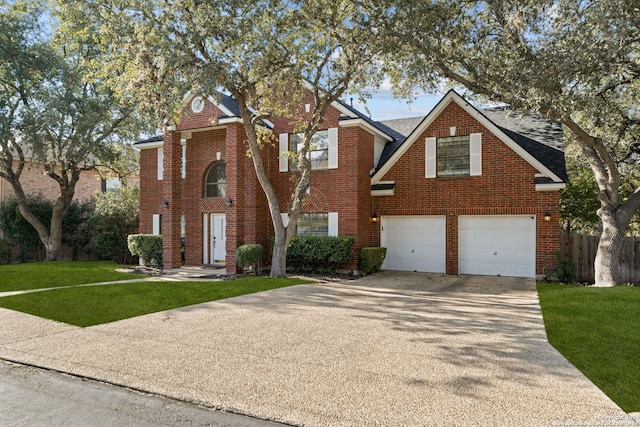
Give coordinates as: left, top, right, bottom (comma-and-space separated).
350, 80, 444, 122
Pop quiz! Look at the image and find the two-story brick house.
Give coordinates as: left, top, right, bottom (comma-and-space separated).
135, 89, 566, 278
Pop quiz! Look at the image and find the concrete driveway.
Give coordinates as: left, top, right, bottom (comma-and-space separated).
0, 272, 628, 426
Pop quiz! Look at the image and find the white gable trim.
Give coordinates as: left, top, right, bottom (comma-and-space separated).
371, 90, 564, 184
536, 183, 566, 191
339, 118, 393, 141
135, 140, 163, 150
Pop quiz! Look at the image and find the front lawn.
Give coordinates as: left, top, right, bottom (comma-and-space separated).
537, 282, 640, 413
0, 277, 311, 327
0, 261, 149, 292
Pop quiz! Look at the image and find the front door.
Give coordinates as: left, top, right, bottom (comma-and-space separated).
203, 213, 226, 265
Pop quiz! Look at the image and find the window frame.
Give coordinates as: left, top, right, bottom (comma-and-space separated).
289, 130, 330, 171
296, 212, 329, 236
204, 161, 227, 198
436, 135, 471, 177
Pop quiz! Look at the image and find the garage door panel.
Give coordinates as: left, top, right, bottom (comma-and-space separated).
459, 215, 535, 278
381, 216, 446, 273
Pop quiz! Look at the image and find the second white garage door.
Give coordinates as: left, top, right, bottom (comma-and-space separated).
381, 216, 446, 273
458, 215, 536, 278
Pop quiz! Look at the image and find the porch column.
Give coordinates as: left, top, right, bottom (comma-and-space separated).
224, 122, 245, 274
162, 129, 183, 270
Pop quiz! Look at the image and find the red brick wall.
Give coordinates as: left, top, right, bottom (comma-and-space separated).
0, 159, 105, 204
139, 148, 163, 235
374, 100, 561, 275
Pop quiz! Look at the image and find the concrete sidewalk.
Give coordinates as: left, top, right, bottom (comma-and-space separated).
0, 272, 632, 426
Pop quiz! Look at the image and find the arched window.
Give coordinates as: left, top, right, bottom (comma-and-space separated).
204, 161, 226, 198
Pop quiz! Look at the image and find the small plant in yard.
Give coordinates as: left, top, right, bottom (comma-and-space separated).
286, 236, 354, 273
360, 247, 387, 275
543, 252, 576, 284
0, 238, 11, 264
128, 234, 162, 267
236, 243, 263, 273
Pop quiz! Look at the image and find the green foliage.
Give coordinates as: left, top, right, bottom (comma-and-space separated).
0, 238, 10, 264
544, 252, 576, 284
0, 196, 50, 261
0, 196, 95, 262
538, 282, 640, 412
90, 187, 140, 264
127, 234, 162, 267
560, 168, 601, 233
62, 199, 96, 260
0, 276, 312, 327
236, 244, 263, 272
286, 236, 354, 273
359, 247, 387, 275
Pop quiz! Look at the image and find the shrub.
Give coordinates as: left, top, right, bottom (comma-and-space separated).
0, 238, 10, 264
286, 236, 354, 273
544, 252, 576, 284
360, 247, 387, 275
90, 187, 140, 264
0, 195, 93, 262
236, 243, 263, 273
127, 234, 163, 267
62, 199, 96, 260
0, 196, 49, 261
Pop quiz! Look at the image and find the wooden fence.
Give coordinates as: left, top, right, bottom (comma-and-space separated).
560, 232, 640, 284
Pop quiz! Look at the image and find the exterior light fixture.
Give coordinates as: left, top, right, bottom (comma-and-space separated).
371, 212, 379, 223
226, 197, 233, 207
163, 200, 169, 208
543, 211, 551, 222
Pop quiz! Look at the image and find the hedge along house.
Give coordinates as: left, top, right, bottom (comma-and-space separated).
135, 89, 567, 278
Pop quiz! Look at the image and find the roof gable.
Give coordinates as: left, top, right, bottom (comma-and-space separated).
372, 90, 566, 183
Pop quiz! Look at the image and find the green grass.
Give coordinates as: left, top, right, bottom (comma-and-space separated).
0, 261, 149, 292
537, 282, 640, 412
0, 277, 311, 327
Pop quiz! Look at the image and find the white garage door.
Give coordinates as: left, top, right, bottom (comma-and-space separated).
381, 216, 446, 273
459, 215, 536, 278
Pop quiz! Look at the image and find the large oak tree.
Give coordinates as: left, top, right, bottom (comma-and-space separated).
61, 0, 384, 276
0, 1, 148, 260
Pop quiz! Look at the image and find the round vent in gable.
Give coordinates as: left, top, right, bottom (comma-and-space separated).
191, 96, 204, 113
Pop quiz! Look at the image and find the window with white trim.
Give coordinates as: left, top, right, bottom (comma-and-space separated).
157, 148, 164, 180
290, 130, 329, 170
425, 133, 482, 178
279, 128, 338, 172
437, 135, 470, 177
296, 212, 329, 236
204, 161, 226, 198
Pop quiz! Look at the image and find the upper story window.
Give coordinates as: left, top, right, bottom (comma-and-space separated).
437, 135, 470, 177
204, 161, 226, 198
296, 212, 329, 236
279, 128, 338, 173
425, 133, 481, 179
290, 130, 329, 170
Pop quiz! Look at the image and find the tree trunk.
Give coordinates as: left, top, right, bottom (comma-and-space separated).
593, 211, 623, 287
270, 233, 288, 278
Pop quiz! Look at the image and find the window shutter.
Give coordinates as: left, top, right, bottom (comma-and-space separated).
181, 145, 186, 179
328, 127, 338, 169
280, 213, 289, 227
470, 133, 482, 176
157, 148, 164, 180
152, 214, 161, 235
425, 137, 436, 178
279, 133, 289, 172
328, 212, 338, 236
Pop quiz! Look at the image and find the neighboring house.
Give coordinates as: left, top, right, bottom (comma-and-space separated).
135, 89, 567, 278
0, 158, 133, 239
